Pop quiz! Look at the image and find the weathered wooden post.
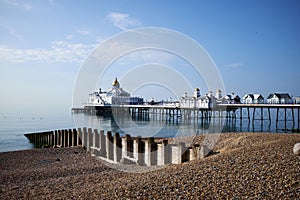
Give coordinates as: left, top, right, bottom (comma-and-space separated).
50, 131, 54, 147
65, 129, 69, 147
61, 130, 64, 147
122, 134, 131, 158
189, 144, 200, 161
34, 133, 38, 147
38, 133, 41, 147
45, 132, 49, 146
53, 130, 57, 147
49, 131, 52, 146
99, 130, 106, 157
33, 133, 36, 145
45, 132, 48, 146
164, 140, 170, 164
157, 139, 169, 165
42, 132, 46, 147
72, 128, 78, 146
66, 129, 70, 147
35, 133, 39, 148
75, 128, 81, 146
78, 128, 84, 147
69, 129, 73, 147
60, 130, 64, 147
42, 132, 45, 147
36, 133, 42, 148
133, 136, 144, 165
113, 132, 122, 162
39, 132, 43, 148
87, 128, 93, 152
145, 137, 156, 166
39, 133, 42, 148
63, 130, 69, 147
46, 132, 50, 146
47, 131, 51, 146
41, 132, 45, 147
82, 127, 87, 149
172, 142, 186, 164
42, 132, 48, 147
58, 130, 63, 147
91, 128, 95, 154
32, 133, 36, 147
94, 129, 100, 156
179, 142, 188, 163
35, 133, 38, 147
106, 131, 113, 160
48, 131, 51, 146
200, 145, 210, 159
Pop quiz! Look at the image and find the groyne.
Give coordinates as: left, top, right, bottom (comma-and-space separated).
24, 128, 210, 166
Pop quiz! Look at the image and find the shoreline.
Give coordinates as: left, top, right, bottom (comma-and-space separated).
1, 132, 299, 199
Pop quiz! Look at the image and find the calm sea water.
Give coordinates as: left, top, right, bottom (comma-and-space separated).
0, 111, 75, 152
0, 109, 297, 152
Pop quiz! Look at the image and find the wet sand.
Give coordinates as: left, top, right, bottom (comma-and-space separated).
1, 133, 299, 199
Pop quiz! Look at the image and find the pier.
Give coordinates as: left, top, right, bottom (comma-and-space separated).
72, 103, 300, 131
218, 104, 300, 131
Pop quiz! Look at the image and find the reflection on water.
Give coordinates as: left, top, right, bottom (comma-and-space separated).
73, 112, 181, 138
0, 108, 297, 152
72, 109, 290, 140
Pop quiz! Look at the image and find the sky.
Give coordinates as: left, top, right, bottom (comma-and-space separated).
1, 0, 300, 114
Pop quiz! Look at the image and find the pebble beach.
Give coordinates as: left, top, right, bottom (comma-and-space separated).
1, 132, 299, 199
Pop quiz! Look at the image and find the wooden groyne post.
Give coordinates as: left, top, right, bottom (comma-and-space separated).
25, 128, 211, 166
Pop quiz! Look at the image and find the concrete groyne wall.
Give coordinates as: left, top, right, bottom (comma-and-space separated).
25, 128, 210, 166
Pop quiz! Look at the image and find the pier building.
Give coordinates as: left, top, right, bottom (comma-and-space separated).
267, 93, 293, 104
243, 94, 264, 104
87, 78, 143, 107
179, 88, 216, 109
293, 96, 300, 104
223, 93, 241, 104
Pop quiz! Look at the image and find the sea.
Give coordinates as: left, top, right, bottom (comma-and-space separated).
0, 108, 298, 153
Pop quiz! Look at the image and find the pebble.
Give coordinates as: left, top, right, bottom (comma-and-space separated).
0, 133, 299, 199
293, 143, 300, 156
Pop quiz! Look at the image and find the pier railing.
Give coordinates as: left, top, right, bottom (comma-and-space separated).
25, 128, 210, 166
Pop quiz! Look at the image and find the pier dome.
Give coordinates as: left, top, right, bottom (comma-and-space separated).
112, 78, 120, 88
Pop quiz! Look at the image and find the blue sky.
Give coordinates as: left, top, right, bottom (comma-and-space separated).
1, 0, 300, 114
